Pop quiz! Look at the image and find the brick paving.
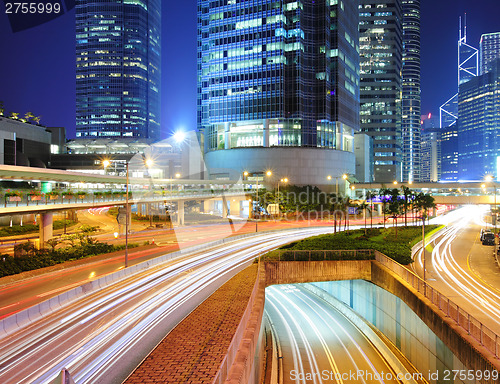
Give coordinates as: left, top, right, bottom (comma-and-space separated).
125, 264, 259, 384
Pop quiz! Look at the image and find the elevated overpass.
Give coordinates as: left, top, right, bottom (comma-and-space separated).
351, 181, 499, 205
0, 165, 249, 245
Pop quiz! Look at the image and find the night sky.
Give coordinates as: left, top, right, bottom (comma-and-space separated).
0, 0, 499, 139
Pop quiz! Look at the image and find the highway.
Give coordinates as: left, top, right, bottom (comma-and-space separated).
0, 227, 332, 384
412, 205, 500, 335
265, 284, 421, 384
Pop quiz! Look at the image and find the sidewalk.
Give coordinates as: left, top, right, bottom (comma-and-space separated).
124, 264, 258, 384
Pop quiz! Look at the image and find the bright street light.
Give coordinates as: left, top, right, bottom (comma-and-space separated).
173, 130, 186, 143
266, 170, 272, 177
103, 159, 110, 168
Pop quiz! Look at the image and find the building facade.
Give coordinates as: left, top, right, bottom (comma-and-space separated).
458, 61, 500, 181
440, 125, 459, 181
197, 0, 359, 186
75, 0, 161, 141
359, 0, 403, 183
419, 113, 440, 182
0, 116, 65, 167
401, 0, 421, 182
480, 32, 500, 75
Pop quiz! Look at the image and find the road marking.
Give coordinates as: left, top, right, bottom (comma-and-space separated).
466, 230, 500, 295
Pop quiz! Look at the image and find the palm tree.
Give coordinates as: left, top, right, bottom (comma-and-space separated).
367, 191, 375, 229
385, 188, 403, 238
0, 101, 4, 116
10, 112, 19, 120
33, 116, 41, 124
401, 185, 414, 227
359, 201, 369, 235
378, 187, 391, 228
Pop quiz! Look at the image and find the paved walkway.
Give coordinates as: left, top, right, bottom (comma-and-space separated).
125, 264, 258, 384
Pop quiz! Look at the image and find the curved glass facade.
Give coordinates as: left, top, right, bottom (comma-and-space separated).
197, 0, 360, 154
76, 0, 161, 141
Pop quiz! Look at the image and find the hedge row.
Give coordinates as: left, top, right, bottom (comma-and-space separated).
269, 226, 439, 265
0, 241, 138, 278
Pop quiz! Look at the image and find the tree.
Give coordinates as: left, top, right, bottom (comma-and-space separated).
0, 101, 4, 116
378, 187, 391, 228
33, 116, 42, 124
9, 112, 19, 120
401, 185, 414, 227
385, 188, 403, 237
413, 192, 436, 225
359, 201, 369, 235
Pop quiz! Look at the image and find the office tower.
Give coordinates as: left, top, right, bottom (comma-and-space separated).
440, 126, 459, 181
458, 61, 500, 180
439, 17, 478, 128
480, 32, 500, 75
359, 0, 403, 182
76, 0, 161, 141
198, 0, 360, 186
401, 0, 421, 182
420, 114, 441, 182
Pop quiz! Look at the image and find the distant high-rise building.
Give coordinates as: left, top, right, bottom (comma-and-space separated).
480, 32, 500, 75
440, 126, 459, 181
439, 17, 478, 129
198, 0, 360, 186
458, 61, 500, 180
401, 0, 421, 182
419, 114, 441, 182
75, 0, 161, 141
359, 0, 403, 182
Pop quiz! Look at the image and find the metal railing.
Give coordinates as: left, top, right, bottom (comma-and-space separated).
0, 189, 246, 209
374, 251, 500, 359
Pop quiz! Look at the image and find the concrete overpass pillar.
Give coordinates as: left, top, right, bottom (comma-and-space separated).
39, 212, 53, 248
377, 203, 382, 215
222, 197, 229, 218
176, 201, 185, 226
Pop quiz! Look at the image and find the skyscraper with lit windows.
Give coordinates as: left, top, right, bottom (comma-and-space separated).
75, 0, 161, 141
198, 0, 360, 186
359, 0, 403, 182
480, 32, 500, 75
401, 0, 421, 182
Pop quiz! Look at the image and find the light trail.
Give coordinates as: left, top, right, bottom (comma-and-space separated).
0, 227, 331, 384
412, 205, 500, 331
265, 285, 417, 384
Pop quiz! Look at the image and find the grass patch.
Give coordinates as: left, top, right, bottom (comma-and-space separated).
263, 225, 440, 265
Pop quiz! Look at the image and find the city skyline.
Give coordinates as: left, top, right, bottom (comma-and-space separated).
0, 0, 499, 139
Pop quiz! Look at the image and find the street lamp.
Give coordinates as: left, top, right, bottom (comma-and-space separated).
244, 170, 270, 232
485, 175, 497, 233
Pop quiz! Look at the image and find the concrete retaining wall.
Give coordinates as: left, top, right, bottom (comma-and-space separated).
371, 261, 500, 384
265, 260, 372, 286
261, 260, 500, 384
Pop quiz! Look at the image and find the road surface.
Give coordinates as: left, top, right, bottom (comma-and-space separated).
0, 227, 332, 384
265, 284, 422, 384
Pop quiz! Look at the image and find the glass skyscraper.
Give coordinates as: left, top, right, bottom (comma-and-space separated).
480, 32, 500, 75
458, 61, 500, 180
359, 0, 403, 182
401, 0, 421, 182
75, 0, 161, 141
197, 0, 360, 185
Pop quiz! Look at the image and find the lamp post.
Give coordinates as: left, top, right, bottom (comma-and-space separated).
485, 175, 497, 234
125, 161, 129, 268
